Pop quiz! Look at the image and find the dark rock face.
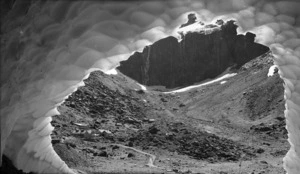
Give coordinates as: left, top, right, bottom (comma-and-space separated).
180, 13, 198, 28
118, 20, 269, 88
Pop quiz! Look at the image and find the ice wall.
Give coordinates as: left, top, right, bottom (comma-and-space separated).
0, 0, 299, 173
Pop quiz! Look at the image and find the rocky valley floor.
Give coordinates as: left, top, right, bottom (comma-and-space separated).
53, 53, 287, 174
1, 53, 288, 174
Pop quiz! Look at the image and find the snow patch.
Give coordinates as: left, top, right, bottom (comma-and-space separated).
177, 22, 204, 35
104, 68, 118, 75
165, 73, 237, 93
137, 83, 147, 91
176, 22, 221, 39
267, 65, 278, 77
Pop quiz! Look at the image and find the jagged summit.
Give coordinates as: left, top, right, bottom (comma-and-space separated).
179, 13, 199, 28
118, 20, 269, 88
178, 14, 228, 36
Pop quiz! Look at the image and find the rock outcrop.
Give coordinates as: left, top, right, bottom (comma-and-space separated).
118, 20, 269, 88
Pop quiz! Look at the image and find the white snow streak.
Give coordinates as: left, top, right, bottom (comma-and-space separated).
164, 73, 237, 93
137, 83, 147, 91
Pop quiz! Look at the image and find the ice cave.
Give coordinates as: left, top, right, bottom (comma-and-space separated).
0, 0, 299, 173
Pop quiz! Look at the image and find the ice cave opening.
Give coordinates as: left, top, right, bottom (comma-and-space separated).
0, 0, 300, 173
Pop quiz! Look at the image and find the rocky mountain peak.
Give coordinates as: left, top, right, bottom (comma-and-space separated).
118, 20, 269, 88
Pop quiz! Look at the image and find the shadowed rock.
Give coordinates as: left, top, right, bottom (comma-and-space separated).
118, 20, 269, 88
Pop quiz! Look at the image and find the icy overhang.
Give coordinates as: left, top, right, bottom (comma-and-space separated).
1, 0, 300, 174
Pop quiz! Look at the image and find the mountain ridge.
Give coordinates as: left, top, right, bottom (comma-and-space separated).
118, 20, 270, 88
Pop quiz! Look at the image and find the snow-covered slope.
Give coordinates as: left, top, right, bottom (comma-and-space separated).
1, 0, 300, 173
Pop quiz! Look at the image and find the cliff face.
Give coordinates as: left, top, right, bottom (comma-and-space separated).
118, 21, 269, 88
